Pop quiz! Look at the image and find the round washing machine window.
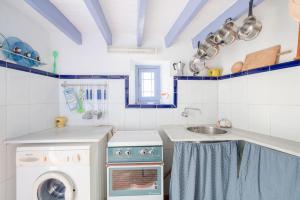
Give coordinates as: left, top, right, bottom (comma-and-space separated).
33, 172, 75, 200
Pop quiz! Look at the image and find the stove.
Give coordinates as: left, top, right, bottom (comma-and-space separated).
107, 130, 163, 200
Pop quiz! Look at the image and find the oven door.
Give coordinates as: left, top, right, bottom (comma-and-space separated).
107, 164, 163, 197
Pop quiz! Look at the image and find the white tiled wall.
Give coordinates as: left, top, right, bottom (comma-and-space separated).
59, 79, 219, 129
0, 68, 59, 200
218, 65, 300, 142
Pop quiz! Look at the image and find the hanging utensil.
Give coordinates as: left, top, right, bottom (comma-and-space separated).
82, 88, 93, 120
76, 86, 85, 113
52, 51, 58, 74
238, 0, 262, 41
297, 24, 300, 60
213, 18, 238, 46
196, 42, 208, 59
203, 34, 220, 59
96, 88, 103, 119
189, 57, 208, 76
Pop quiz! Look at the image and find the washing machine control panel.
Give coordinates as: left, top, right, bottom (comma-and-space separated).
16, 150, 90, 167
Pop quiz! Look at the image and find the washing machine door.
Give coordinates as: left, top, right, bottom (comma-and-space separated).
33, 172, 75, 200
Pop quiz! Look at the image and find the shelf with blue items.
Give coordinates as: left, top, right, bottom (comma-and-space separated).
0, 47, 46, 67
0, 34, 46, 68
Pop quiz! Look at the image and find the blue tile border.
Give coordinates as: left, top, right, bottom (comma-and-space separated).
0, 60, 6, 67
270, 60, 300, 71
1, 59, 300, 108
218, 74, 231, 80
247, 66, 270, 75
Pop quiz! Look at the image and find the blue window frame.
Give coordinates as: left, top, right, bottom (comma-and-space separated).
135, 65, 161, 104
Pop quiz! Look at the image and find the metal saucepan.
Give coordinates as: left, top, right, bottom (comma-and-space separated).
238, 0, 262, 41
196, 41, 207, 59
189, 54, 202, 75
202, 35, 220, 59
213, 18, 238, 45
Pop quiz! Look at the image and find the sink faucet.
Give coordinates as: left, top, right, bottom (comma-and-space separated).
181, 107, 201, 117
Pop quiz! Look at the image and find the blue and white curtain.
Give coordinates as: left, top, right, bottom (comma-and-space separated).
170, 141, 239, 200
239, 142, 300, 200
170, 141, 300, 200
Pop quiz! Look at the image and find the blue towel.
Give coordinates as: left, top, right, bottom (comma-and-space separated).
170, 141, 239, 200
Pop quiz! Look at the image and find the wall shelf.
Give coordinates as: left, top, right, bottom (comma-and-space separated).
0, 47, 46, 66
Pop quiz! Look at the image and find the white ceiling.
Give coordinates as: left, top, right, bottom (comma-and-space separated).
4, 0, 236, 47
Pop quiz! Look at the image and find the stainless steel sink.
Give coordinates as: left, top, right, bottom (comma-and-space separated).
187, 126, 228, 135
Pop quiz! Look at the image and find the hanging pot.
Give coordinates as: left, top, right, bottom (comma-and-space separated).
202, 35, 219, 59
213, 18, 238, 45
238, 0, 262, 41
189, 54, 209, 76
189, 55, 201, 75
196, 42, 208, 59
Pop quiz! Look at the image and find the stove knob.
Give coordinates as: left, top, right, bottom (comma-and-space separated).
148, 149, 154, 155
140, 149, 147, 156
115, 150, 122, 156
124, 151, 131, 156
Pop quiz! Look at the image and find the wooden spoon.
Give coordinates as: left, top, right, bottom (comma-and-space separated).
296, 23, 300, 60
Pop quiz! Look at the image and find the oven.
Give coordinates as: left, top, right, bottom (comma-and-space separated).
107, 146, 163, 200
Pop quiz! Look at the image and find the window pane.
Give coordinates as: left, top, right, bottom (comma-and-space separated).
142, 72, 152, 80
143, 80, 153, 91
141, 72, 155, 97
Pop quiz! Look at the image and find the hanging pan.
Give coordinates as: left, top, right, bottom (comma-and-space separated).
238, 0, 262, 41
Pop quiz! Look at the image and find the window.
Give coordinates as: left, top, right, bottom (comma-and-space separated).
136, 65, 161, 104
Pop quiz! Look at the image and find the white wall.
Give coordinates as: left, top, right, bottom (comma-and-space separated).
215, 0, 300, 143
0, 67, 59, 200
0, 2, 59, 199
219, 64, 300, 142
0, 1, 52, 72
59, 79, 219, 129
210, 0, 298, 74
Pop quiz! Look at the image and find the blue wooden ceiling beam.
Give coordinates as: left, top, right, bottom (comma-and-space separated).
84, 0, 112, 45
137, 0, 148, 47
192, 0, 264, 48
164, 0, 208, 48
25, 0, 82, 45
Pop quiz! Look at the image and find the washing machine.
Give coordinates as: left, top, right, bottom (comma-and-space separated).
16, 143, 106, 200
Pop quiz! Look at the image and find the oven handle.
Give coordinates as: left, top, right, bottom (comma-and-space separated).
106, 162, 164, 167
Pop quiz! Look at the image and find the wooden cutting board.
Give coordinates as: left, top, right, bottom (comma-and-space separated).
243, 45, 281, 71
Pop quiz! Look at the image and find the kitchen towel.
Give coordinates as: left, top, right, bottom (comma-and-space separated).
169, 141, 239, 200
239, 142, 300, 200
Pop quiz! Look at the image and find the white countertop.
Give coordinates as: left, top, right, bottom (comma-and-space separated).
5, 125, 113, 144
162, 125, 300, 157
108, 130, 163, 147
